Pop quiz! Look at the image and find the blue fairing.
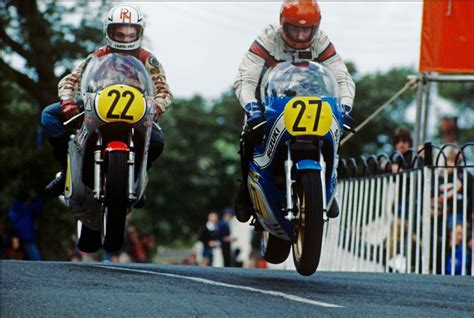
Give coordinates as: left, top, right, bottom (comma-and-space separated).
249, 95, 342, 239
295, 159, 322, 171
248, 61, 344, 241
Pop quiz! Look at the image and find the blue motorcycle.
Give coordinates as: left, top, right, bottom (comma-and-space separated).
246, 61, 344, 276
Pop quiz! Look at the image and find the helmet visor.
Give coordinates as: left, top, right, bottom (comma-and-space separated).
284, 23, 316, 43
107, 24, 141, 43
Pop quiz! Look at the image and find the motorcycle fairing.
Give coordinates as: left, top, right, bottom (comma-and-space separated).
248, 95, 342, 240
65, 141, 102, 230
247, 174, 290, 240
295, 159, 322, 171
62, 54, 155, 230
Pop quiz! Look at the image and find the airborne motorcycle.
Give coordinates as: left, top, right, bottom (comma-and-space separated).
60, 53, 157, 253
245, 61, 345, 276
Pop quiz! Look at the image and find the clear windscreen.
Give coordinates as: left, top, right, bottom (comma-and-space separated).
81, 53, 153, 95
264, 61, 339, 101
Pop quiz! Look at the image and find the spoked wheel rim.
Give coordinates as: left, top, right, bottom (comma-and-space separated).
291, 171, 324, 276
293, 190, 305, 262
101, 207, 108, 245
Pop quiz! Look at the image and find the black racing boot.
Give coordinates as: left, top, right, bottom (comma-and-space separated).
45, 135, 69, 197
327, 200, 340, 218
234, 183, 252, 223
134, 194, 146, 209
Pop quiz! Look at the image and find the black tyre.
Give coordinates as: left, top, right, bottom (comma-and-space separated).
102, 151, 128, 253
77, 221, 102, 253
261, 231, 291, 264
292, 171, 324, 276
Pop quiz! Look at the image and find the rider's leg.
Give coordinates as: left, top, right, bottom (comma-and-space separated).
234, 108, 266, 223
234, 138, 253, 223
322, 125, 342, 218
41, 102, 69, 195
147, 125, 164, 170
135, 125, 164, 208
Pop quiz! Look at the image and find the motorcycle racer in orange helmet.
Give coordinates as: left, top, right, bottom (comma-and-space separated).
234, 0, 355, 222
280, 0, 321, 50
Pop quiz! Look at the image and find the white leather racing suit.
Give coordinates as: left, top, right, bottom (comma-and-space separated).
234, 24, 355, 108
58, 46, 173, 113
234, 24, 355, 207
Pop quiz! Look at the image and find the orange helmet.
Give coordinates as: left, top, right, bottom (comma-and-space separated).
280, 0, 321, 50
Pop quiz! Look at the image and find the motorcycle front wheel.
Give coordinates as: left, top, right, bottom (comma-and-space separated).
292, 171, 324, 276
102, 151, 129, 253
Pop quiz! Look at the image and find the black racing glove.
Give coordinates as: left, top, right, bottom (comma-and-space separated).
243, 102, 266, 144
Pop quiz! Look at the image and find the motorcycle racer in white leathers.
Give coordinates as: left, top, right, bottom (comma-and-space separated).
233, 0, 355, 222
41, 4, 173, 198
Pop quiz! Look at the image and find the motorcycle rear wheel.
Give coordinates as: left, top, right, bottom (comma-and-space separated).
260, 231, 291, 264
292, 171, 324, 276
102, 151, 129, 253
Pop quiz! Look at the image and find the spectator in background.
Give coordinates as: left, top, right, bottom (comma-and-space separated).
141, 233, 157, 263
218, 209, 234, 267
197, 212, 220, 266
3, 236, 25, 260
391, 127, 414, 172
446, 223, 472, 275
435, 149, 465, 222
439, 116, 458, 144
127, 225, 147, 263
181, 252, 199, 266
7, 191, 43, 261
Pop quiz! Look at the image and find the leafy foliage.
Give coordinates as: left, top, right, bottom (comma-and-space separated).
0, 0, 109, 106
437, 82, 474, 143
1, 0, 109, 259
340, 67, 417, 158
131, 93, 243, 245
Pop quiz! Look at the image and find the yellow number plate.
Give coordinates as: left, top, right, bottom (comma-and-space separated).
95, 85, 146, 124
283, 97, 333, 136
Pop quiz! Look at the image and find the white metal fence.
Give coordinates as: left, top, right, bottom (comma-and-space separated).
320, 142, 473, 275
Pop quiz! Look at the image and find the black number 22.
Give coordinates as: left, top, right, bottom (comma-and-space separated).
106, 89, 135, 120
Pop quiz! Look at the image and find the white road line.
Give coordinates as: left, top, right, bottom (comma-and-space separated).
92, 265, 342, 308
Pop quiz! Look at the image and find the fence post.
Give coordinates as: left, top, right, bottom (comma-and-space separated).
422, 142, 433, 274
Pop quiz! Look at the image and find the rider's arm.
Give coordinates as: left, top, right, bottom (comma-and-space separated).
315, 29, 355, 108
234, 25, 279, 107
144, 55, 173, 114
57, 55, 93, 102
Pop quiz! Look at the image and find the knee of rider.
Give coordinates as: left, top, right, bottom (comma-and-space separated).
149, 140, 164, 157
40, 108, 52, 128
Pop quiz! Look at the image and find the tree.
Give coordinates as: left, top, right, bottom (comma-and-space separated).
131, 92, 243, 244
340, 66, 417, 158
437, 82, 474, 143
1, 0, 108, 108
0, 0, 109, 260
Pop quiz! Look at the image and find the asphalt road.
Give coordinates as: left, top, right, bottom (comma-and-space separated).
2, 260, 473, 317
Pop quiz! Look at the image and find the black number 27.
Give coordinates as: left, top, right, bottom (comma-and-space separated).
292, 99, 323, 132
106, 89, 135, 120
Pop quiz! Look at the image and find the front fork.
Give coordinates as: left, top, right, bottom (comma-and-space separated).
284, 141, 295, 221
93, 133, 103, 200
127, 130, 136, 201
283, 141, 328, 221
93, 129, 136, 202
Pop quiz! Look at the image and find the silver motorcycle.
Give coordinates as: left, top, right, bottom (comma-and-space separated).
60, 53, 157, 253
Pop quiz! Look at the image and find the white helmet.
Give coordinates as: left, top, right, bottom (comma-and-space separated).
104, 5, 145, 51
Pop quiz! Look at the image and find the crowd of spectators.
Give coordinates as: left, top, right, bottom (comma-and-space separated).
387, 117, 472, 275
